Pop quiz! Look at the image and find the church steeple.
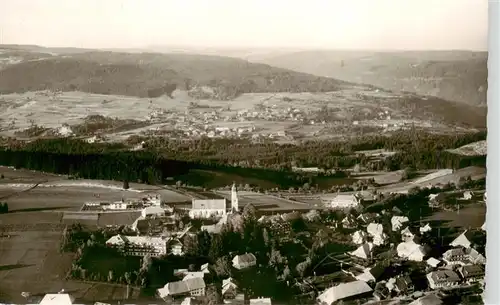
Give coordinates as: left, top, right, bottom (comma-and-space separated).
231, 182, 239, 212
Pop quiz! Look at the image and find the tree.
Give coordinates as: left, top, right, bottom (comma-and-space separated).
242, 203, 257, 220
123, 180, 129, 190
209, 234, 224, 261
204, 284, 222, 305
183, 234, 199, 256
213, 256, 232, 278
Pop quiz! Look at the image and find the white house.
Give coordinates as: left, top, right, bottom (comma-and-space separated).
461, 191, 473, 200
326, 194, 362, 209
189, 199, 227, 219
391, 216, 409, 231
367, 223, 387, 246
396, 240, 427, 262
450, 230, 478, 249
317, 281, 373, 305
232, 253, 257, 270
102, 200, 134, 211
39, 293, 75, 305
350, 242, 375, 260
141, 206, 165, 218
420, 223, 432, 234
351, 230, 367, 245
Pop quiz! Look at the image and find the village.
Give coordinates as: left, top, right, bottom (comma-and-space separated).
4, 176, 484, 305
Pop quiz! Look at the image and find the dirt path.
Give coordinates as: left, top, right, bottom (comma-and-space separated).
0, 180, 46, 200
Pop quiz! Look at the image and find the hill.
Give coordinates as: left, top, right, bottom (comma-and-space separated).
245, 50, 488, 107
0, 47, 351, 100
447, 140, 487, 156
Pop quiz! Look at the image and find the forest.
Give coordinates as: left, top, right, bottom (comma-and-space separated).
0, 130, 486, 189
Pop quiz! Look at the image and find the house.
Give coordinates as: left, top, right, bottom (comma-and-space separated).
461, 191, 473, 200
232, 253, 257, 270
157, 277, 206, 298
427, 193, 446, 208
426, 257, 443, 269
351, 230, 367, 245
141, 206, 165, 218
394, 275, 414, 295
350, 242, 374, 260
182, 272, 205, 281
426, 270, 461, 290
442, 248, 468, 265
391, 216, 409, 231
101, 199, 135, 211
327, 193, 362, 209
401, 226, 420, 242
481, 221, 486, 231
420, 223, 432, 234
39, 293, 75, 305
355, 263, 387, 283
449, 230, 484, 249
458, 265, 485, 283
367, 223, 387, 246
356, 213, 377, 225
317, 281, 373, 305
467, 247, 486, 264
106, 235, 167, 257
222, 277, 239, 300
167, 238, 184, 256
396, 240, 427, 262
189, 199, 227, 219
409, 293, 443, 305
200, 263, 210, 274
249, 297, 272, 305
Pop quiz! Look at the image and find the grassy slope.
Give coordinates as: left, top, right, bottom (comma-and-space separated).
248, 50, 488, 107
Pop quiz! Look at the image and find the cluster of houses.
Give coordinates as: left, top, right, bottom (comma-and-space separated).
104, 184, 240, 256
310, 208, 486, 305
82, 194, 162, 211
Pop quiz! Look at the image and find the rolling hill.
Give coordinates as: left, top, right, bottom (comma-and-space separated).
0, 47, 353, 100
244, 50, 488, 107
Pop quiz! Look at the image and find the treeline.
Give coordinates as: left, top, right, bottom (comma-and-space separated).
0, 138, 315, 188
141, 130, 486, 170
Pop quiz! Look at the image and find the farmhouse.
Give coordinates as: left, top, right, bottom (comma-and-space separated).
249, 297, 272, 305
317, 281, 373, 305
326, 193, 362, 209
222, 277, 239, 300
232, 253, 257, 270
394, 275, 415, 295
105, 235, 167, 257
351, 230, 367, 245
426, 270, 461, 290
101, 199, 135, 211
367, 223, 387, 246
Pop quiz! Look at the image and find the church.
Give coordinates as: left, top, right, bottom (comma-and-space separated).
188, 183, 239, 219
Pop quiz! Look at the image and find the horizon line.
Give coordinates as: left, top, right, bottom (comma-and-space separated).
0, 43, 488, 53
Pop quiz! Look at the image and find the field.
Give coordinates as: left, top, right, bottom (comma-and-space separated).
0, 86, 483, 143
216, 190, 319, 212
0, 166, 163, 303
447, 140, 487, 156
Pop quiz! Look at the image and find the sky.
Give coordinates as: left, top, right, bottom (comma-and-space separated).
0, 0, 489, 51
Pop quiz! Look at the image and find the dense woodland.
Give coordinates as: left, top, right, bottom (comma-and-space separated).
0, 130, 486, 189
